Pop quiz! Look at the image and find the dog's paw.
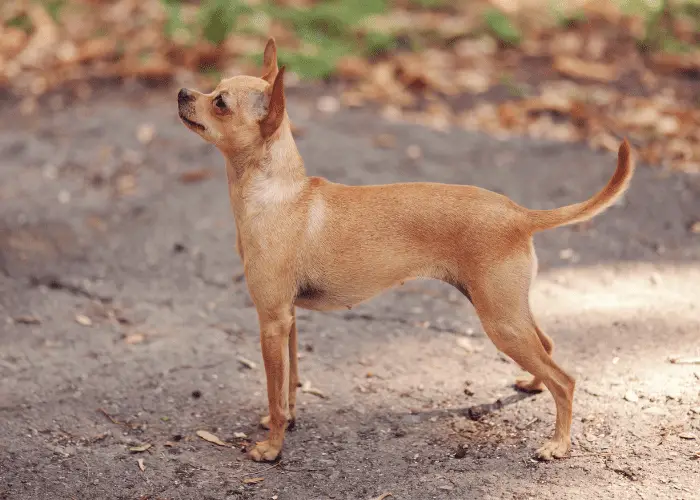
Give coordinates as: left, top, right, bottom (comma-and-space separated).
535, 439, 570, 461
249, 440, 282, 462
514, 375, 545, 393
259, 415, 295, 430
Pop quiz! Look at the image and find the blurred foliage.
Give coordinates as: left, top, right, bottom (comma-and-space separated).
483, 8, 522, 46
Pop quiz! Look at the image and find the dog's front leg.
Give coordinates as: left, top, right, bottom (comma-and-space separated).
249, 306, 293, 462
260, 309, 299, 429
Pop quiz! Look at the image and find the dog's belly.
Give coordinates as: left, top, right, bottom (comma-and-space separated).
293, 281, 396, 312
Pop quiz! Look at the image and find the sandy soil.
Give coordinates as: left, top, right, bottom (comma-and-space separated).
1, 86, 699, 500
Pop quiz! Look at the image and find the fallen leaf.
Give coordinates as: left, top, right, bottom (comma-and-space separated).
242, 477, 264, 485
13, 315, 41, 325
624, 390, 638, 402
456, 337, 475, 353
336, 56, 370, 79
179, 168, 214, 184
651, 52, 700, 76
164, 441, 176, 447
75, 314, 92, 326
129, 444, 152, 453
679, 433, 697, 440
553, 56, 617, 82
301, 380, 327, 399
369, 493, 393, 500
237, 356, 257, 369
137, 458, 145, 472
196, 430, 229, 447
668, 356, 700, 365
233, 432, 247, 439
124, 333, 145, 344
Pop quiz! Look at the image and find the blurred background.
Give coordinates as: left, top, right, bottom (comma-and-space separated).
2, 0, 700, 171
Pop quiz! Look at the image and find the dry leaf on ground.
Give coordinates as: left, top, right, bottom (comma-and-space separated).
369, 493, 393, 500
242, 477, 264, 485
301, 380, 327, 399
179, 169, 215, 184
124, 333, 145, 344
237, 356, 257, 369
13, 315, 41, 325
129, 444, 152, 453
75, 314, 92, 326
668, 356, 700, 365
137, 458, 145, 472
196, 430, 229, 447
553, 56, 618, 82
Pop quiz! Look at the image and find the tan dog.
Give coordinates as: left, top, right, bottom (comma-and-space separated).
177, 38, 634, 463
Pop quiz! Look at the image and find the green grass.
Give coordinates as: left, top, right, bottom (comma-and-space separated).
28, 0, 698, 83
158, 0, 391, 79
6, 13, 32, 33
483, 8, 521, 46
409, 0, 448, 8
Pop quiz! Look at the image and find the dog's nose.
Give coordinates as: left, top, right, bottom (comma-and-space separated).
178, 88, 194, 104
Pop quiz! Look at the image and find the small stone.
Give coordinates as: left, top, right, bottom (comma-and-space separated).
679, 432, 697, 440
191, 390, 202, 399
454, 445, 467, 459
438, 485, 454, 491
624, 390, 638, 402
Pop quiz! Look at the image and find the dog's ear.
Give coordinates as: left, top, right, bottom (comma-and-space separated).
260, 65, 286, 138
261, 37, 279, 84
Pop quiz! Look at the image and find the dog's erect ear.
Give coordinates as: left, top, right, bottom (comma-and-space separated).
261, 38, 279, 84
260, 65, 286, 138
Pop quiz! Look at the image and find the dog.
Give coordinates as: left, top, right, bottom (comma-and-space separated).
177, 38, 634, 462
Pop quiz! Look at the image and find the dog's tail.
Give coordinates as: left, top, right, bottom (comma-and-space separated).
525, 140, 634, 232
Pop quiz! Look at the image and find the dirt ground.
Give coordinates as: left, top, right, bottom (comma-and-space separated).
1, 85, 699, 500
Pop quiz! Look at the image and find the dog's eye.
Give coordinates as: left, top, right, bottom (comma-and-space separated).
214, 95, 227, 110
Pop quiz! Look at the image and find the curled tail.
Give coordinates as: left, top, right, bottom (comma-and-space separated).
526, 140, 634, 232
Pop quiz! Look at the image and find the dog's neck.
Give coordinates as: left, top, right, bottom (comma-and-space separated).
224, 119, 306, 219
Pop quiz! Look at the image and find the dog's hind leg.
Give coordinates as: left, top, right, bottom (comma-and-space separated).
514, 322, 553, 393
462, 250, 575, 460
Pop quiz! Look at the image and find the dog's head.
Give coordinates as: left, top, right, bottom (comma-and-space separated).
177, 38, 286, 152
